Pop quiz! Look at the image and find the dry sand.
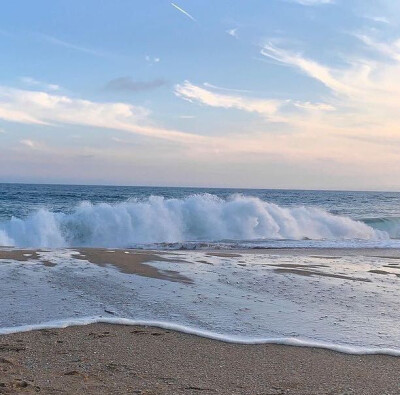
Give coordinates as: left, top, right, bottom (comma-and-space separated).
0, 324, 400, 395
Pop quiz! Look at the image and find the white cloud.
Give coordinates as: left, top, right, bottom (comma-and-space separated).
175, 81, 284, 120
259, 36, 400, 142
203, 82, 253, 94
261, 42, 356, 96
293, 101, 335, 111
175, 80, 334, 123
355, 34, 400, 62
0, 86, 204, 144
364, 16, 390, 24
226, 28, 238, 38
145, 55, 161, 65
20, 76, 61, 91
171, 3, 196, 22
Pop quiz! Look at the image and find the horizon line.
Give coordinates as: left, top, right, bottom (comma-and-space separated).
0, 181, 398, 194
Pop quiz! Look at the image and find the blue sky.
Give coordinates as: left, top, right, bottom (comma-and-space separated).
1, 0, 400, 189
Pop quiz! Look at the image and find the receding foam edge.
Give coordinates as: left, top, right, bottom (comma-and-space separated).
1, 316, 399, 357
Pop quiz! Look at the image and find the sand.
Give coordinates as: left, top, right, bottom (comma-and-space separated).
0, 248, 192, 284
0, 324, 399, 394
74, 248, 193, 283
2, 247, 400, 393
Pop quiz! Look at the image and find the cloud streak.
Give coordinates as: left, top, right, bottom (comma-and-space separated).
175, 81, 334, 123
259, 35, 400, 143
38, 33, 109, 57
20, 76, 60, 92
261, 43, 356, 96
175, 81, 284, 120
286, 0, 334, 5
171, 2, 196, 22
0, 86, 204, 144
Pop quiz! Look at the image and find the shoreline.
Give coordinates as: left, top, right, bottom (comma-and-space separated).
1, 323, 400, 394
1, 247, 400, 357
1, 317, 400, 357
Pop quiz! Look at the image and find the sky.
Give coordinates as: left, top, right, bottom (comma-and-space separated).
1, 0, 400, 190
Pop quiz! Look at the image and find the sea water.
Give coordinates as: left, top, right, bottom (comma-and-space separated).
1, 183, 400, 248
1, 183, 400, 355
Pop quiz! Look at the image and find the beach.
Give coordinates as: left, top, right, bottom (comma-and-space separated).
1, 323, 400, 394
1, 247, 400, 393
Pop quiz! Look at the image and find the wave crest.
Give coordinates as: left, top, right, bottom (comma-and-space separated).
0, 194, 386, 248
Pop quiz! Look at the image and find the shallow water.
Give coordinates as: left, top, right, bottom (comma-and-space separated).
1, 248, 400, 355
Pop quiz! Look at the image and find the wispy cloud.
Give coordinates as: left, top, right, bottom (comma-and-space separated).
175, 81, 333, 123
38, 33, 109, 57
293, 101, 334, 111
145, 55, 160, 65
286, 0, 334, 5
20, 76, 60, 91
259, 35, 400, 143
364, 16, 390, 24
261, 42, 356, 96
0, 86, 204, 144
171, 2, 196, 22
104, 77, 167, 92
20, 139, 41, 149
226, 28, 238, 39
169, 31, 400, 174
175, 81, 284, 120
203, 82, 253, 94
354, 34, 400, 61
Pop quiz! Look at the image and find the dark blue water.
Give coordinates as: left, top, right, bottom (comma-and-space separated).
1, 183, 400, 220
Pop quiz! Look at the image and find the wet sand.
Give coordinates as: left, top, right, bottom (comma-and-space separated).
0, 248, 193, 284
274, 268, 372, 282
0, 323, 399, 394
75, 248, 193, 283
1, 247, 400, 394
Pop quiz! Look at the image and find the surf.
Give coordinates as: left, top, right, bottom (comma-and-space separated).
0, 194, 387, 248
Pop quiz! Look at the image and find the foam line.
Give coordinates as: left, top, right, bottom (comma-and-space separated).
1, 317, 400, 357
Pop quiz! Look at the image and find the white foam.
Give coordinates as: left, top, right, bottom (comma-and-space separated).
1, 249, 400, 356
1, 317, 400, 356
0, 194, 386, 248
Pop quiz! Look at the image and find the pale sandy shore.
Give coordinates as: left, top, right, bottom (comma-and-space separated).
0, 323, 399, 394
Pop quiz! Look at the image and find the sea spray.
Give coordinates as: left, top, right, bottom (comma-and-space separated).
0, 194, 386, 248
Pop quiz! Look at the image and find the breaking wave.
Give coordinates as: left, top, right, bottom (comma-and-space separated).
0, 194, 390, 248
363, 217, 400, 240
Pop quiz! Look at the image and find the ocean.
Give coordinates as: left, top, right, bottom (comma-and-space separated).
1, 183, 400, 355
1, 183, 400, 249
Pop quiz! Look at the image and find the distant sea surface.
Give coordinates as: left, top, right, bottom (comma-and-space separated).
1, 183, 400, 249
